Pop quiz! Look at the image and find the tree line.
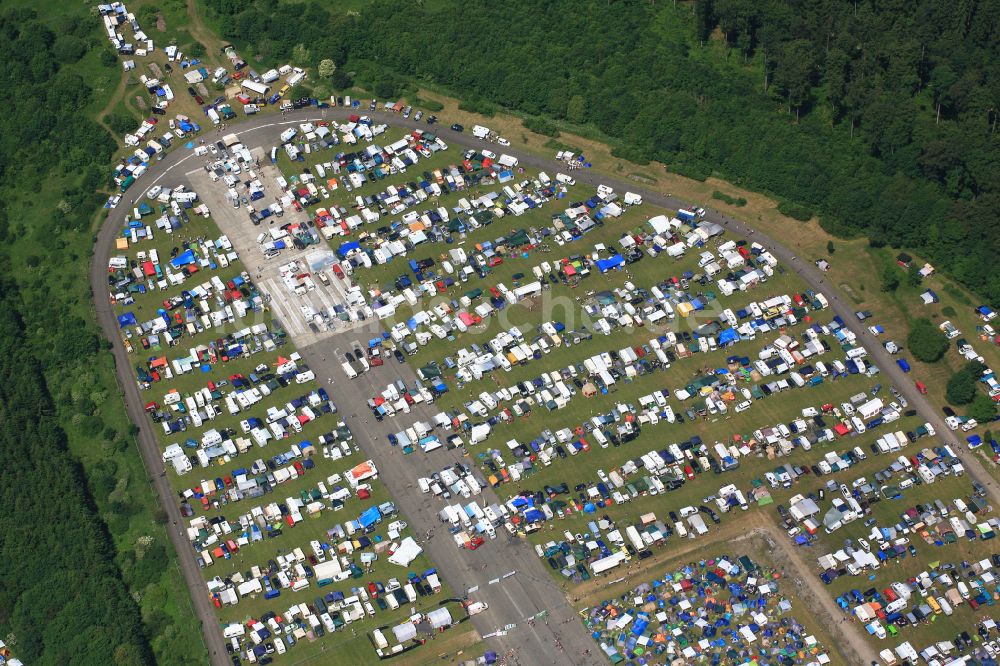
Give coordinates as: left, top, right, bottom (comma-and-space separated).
205, 0, 1000, 305
0, 6, 204, 663
0, 279, 152, 665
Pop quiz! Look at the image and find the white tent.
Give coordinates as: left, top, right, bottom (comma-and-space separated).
388, 536, 422, 566
427, 607, 453, 629
392, 622, 417, 643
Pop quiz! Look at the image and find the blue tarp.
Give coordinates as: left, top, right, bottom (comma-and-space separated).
171, 249, 196, 268
337, 241, 360, 258
358, 506, 381, 528
523, 509, 545, 523
118, 312, 137, 328
718, 328, 739, 345
595, 254, 624, 273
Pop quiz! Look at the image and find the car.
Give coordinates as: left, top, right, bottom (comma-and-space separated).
195, 95, 204, 105
497, 137, 510, 146
451, 123, 464, 132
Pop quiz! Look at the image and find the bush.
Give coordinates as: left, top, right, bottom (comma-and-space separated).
413, 97, 444, 112
907, 318, 949, 362
941, 305, 956, 317
52, 35, 86, 63
946, 368, 978, 405
330, 69, 353, 90
778, 201, 813, 221
373, 79, 396, 98
522, 116, 559, 137
969, 394, 997, 422
459, 98, 497, 117
669, 161, 709, 181
106, 112, 137, 135
880, 267, 900, 292
711, 190, 746, 206
610, 143, 650, 165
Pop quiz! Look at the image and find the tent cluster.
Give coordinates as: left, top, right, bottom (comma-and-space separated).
582, 556, 831, 665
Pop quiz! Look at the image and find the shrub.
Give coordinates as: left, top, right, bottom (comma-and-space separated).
778, 201, 813, 221
711, 190, 746, 206
669, 161, 709, 181
522, 117, 559, 137
459, 99, 497, 117
907, 318, 948, 362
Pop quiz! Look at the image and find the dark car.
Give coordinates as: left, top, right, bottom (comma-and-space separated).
451, 123, 464, 132
195, 95, 205, 104
394, 349, 405, 363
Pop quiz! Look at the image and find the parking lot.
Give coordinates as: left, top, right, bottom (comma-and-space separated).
182, 151, 373, 348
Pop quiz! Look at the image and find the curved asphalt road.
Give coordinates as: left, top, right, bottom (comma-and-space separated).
91, 106, 1000, 666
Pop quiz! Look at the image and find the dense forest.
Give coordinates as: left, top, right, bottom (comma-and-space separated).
205, 0, 1000, 304
0, 281, 151, 665
0, 5, 203, 664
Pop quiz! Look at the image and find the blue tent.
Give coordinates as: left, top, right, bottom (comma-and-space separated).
596, 254, 624, 273
170, 249, 196, 268
358, 506, 381, 528
523, 509, 545, 523
337, 241, 360, 259
117, 312, 137, 328
718, 328, 740, 345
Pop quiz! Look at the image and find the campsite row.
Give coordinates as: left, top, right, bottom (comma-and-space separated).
108, 184, 458, 664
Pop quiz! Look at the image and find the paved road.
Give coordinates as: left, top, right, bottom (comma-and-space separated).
91, 178, 230, 665
91, 104, 1000, 665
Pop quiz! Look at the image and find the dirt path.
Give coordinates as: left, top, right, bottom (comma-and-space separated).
570, 513, 877, 665
95, 74, 130, 149
185, 0, 223, 57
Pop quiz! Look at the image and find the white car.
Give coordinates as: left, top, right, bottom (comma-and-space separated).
734, 400, 751, 413
496, 137, 510, 146
481, 149, 496, 160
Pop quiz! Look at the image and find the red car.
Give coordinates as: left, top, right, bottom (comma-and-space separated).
488, 256, 503, 267
467, 536, 485, 550
332, 265, 345, 280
